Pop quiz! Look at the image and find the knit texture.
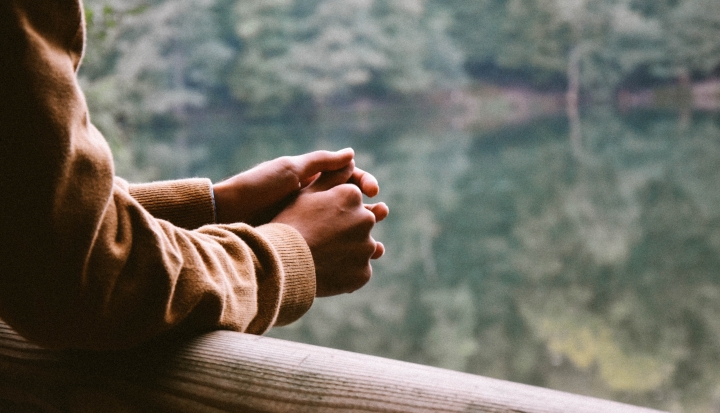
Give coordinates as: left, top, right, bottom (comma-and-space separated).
0, 0, 316, 350
129, 179, 217, 229
256, 224, 316, 327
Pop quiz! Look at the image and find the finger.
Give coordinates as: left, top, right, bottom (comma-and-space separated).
299, 172, 321, 188
307, 161, 355, 192
371, 241, 385, 260
348, 167, 380, 197
365, 202, 389, 222
294, 148, 354, 186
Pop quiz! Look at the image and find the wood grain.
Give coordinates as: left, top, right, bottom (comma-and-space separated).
0, 321, 667, 413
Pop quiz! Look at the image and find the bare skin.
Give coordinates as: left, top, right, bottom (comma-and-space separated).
212, 148, 388, 297
213, 148, 380, 225
273, 164, 388, 297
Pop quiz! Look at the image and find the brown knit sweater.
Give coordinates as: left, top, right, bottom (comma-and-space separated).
0, 1, 315, 350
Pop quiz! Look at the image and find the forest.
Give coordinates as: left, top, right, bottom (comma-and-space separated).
81, 0, 720, 412
81, 0, 720, 169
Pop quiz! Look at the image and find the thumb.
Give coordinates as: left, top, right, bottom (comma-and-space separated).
306, 162, 355, 192
295, 148, 355, 187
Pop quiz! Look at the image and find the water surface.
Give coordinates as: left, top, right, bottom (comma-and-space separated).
187, 106, 720, 412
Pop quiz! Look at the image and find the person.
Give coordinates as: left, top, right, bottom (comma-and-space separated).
0, 1, 388, 350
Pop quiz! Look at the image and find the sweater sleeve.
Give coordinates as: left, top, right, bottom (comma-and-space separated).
125, 178, 217, 230
0, 0, 315, 350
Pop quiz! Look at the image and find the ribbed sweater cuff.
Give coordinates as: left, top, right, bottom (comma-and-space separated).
255, 223, 316, 326
128, 178, 216, 230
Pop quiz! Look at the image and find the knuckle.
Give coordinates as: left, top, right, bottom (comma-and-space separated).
364, 240, 377, 258
359, 208, 376, 228
338, 184, 363, 203
277, 156, 301, 183
348, 266, 372, 293
352, 236, 376, 258
277, 156, 296, 173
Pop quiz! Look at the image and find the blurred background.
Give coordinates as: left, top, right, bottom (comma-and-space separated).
81, 0, 720, 411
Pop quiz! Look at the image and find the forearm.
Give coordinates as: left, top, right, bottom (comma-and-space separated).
126, 178, 217, 229
55, 187, 315, 349
0, 0, 314, 350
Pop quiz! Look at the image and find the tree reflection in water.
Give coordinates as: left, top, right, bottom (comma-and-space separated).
262, 108, 720, 413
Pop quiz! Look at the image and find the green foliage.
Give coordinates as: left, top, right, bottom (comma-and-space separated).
82, 0, 720, 125
438, 0, 720, 99
228, 0, 466, 113
263, 109, 720, 412
437, 0, 507, 66
81, 0, 233, 181
653, 0, 720, 78
77, 1, 720, 411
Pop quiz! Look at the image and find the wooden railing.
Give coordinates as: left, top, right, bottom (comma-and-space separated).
0, 320, 667, 413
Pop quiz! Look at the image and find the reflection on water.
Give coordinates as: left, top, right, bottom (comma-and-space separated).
196, 107, 720, 412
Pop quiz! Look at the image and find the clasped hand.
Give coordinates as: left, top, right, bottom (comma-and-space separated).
212, 148, 388, 297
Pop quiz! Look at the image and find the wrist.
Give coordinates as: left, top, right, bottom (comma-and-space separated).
213, 179, 251, 224
212, 181, 231, 224
210, 186, 218, 223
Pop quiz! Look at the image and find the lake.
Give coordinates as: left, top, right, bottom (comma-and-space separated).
175, 103, 720, 412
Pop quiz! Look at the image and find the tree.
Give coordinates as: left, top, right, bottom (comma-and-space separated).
437, 0, 508, 70
621, 0, 720, 81
81, 0, 233, 180
228, 0, 465, 113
